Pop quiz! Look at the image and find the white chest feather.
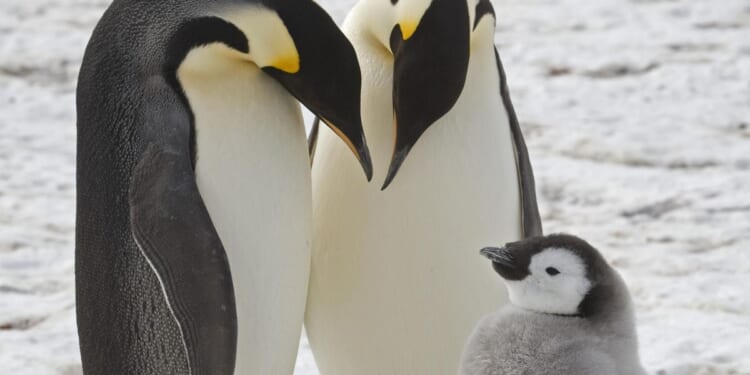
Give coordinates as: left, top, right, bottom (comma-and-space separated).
177, 43, 311, 374
307, 31, 522, 374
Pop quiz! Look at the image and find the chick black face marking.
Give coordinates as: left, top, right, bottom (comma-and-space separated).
480, 234, 615, 316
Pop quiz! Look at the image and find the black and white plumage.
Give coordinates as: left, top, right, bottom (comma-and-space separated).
75, 0, 370, 373
306, 0, 541, 373
460, 234, 647, 375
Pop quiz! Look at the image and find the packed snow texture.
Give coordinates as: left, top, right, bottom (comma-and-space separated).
0, 0, 748, 374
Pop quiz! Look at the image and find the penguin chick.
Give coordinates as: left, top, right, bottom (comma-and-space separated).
459, 234, 647, 375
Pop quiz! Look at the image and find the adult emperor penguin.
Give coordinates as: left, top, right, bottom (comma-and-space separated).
306, 0, 541, 373
460, 234, 646, 375
75, 0, 371, 373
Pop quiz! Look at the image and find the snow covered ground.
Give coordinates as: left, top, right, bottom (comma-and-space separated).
1, 0, 748, 374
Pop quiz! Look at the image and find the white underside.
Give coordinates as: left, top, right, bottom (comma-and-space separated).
306, 19, 523, 375
178, 43, 311, 375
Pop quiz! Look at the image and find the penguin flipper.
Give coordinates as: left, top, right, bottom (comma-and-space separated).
308, 116, 320, 165
494, 48, 543, 238
129, 85, 237, 374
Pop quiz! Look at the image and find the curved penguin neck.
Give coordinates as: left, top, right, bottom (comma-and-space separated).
343, 17, 517, 190
177, 42, 311, 374
341, 19, 395, 179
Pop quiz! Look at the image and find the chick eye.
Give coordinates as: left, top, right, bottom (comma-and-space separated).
545, 267, 560, 276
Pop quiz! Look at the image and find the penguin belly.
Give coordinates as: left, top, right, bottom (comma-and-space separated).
307, 38, 521, 375
178, 45, 312, 374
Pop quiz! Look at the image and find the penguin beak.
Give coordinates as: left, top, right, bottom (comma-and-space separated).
382, 0, 471, 190
480, 247, 528, 281
262, 1, 373, 181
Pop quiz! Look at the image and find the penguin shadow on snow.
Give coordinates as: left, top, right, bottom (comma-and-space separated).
460, 233, 647, 375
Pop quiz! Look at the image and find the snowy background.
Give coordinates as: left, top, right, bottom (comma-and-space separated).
1, 0, 749, 374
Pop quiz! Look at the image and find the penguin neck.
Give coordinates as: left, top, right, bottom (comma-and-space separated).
176, 43, 309, 194
341, 23, 396, 179
343, 23, 513, 190
176, 43, 312, 373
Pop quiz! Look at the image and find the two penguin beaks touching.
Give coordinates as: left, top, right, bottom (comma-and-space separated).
75, 0, 642, 374
460, 234, 647, 375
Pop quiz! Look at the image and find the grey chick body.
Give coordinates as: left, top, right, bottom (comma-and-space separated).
460, 234, 647, 375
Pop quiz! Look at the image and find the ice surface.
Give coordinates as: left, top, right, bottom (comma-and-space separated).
0, 0, 748, 374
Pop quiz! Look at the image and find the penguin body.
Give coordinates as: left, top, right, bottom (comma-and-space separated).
306, 0, 540, 373
182, 41, 312, 375
460, 234, 646, 375
76, 1, 369, 373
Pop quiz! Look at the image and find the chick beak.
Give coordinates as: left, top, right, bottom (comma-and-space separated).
480, 247, 527, 281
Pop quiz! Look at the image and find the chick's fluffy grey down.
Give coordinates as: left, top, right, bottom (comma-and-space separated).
460, 304, 645, 375
460, 235, 646, 375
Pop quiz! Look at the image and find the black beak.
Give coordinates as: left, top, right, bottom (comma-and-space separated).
263, 0, 372, 181
480, 247, 528, 281
382, 0, 470, 189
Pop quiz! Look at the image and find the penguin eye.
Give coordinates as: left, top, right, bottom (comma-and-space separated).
545, 267, 560, 276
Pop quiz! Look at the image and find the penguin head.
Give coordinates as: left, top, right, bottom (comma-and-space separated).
349, 0, 472, 189
481, 234, 618, 317
470, 0, 497, 49
169, 0, 372, 179
259, 0, 375, 180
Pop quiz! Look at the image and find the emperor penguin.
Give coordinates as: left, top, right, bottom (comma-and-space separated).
460, 234, 647, 375
75, 0, 372, 373
306, 0, 541, 373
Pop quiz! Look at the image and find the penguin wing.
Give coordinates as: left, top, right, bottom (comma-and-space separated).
494, 48, 543, 238
308, 116, 320, 164
128, 79, 236, 375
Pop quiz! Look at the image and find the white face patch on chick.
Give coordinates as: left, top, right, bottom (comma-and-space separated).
505, 248, 592, 315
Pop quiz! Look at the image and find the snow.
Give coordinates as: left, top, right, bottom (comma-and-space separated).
1, 0, 748, 374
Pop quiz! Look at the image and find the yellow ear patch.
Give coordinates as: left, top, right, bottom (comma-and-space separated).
221, 6, 301, 74
271, 54, 300, 74
399, 20, 418, 40
394, 0, 432, 41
